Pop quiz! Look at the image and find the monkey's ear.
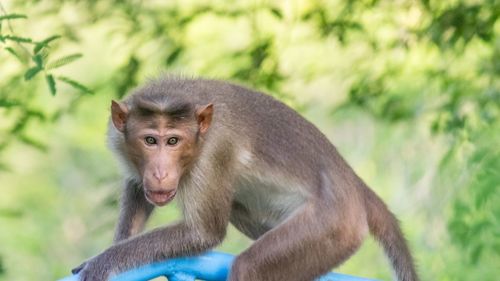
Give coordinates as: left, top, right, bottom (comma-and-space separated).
111, 100, 129, 132
196, 103, 213, 135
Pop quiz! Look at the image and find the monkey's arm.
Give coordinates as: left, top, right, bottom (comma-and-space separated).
79, 214, 230, 281
71, 180, 155, 275
78, 169, 234, 281
114, 179, 155, 242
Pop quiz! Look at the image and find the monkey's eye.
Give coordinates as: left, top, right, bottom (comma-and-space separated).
144, 136, 157, 145
167, 137, 179, 146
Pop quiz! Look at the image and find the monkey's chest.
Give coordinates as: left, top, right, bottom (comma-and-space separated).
229, 176, 305, 239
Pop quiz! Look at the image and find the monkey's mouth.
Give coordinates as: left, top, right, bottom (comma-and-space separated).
144, 189, 177, 206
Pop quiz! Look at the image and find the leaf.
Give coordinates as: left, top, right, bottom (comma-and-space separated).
37, 48, 50, 61
470, 245, 483, 264
0, 99, 20, 108
420, 0, 431, 10
19, 135, 48, 151
46, 53, 82, 69
0, 254, 4, 275
270, 8, 283, 19
26, 109, 46, 121
57, 76, 93, 94
0, 35, 32, 43
0, 13, 27, 21
24, 66, 42, 80
166, 47, 182, 65
33, 35, 61, 54
4, 47, 22, 62
32, 54, 43, 68
45, 74, 56, 96
9, 116, 28, 134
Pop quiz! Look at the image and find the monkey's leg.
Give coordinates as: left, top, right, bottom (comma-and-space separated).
229, 203, 367, 281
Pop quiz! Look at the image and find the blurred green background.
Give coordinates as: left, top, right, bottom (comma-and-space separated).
0, 0, 498, 280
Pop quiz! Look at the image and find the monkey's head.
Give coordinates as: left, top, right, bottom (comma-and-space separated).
110, 98, 213, 206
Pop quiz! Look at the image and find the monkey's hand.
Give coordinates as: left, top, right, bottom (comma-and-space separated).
72, 249, 122, 281
71, 261, 86, 275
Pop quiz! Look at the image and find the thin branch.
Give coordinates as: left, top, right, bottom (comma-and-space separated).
0, 2, 32, 57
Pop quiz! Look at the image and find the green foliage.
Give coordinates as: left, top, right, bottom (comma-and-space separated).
56, 76, 94, 94
0, 13, 26, 21
0, 256, 4, 276
45, 74, 56, 96
425, 1, 499, 48
23, 66, 42, 80
33, 35, 61, 54
447, 126, 500, 264
47, 53, 83, 70
0, 10, 90, 95
0, 7, 93, 156
4, 46, 21, 61
0, 35, 31, 43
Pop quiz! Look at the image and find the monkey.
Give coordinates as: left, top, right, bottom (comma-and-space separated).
72, 76, 419, 281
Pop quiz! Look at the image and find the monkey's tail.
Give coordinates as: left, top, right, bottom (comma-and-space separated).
363, 187, 419, 281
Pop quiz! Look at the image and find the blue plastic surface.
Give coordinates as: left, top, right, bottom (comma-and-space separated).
58, 251, 378, 281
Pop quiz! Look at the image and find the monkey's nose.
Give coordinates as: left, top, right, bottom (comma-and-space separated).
153, 169, 168, 182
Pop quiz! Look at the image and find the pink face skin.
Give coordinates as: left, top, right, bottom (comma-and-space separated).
131, 125, 198, 206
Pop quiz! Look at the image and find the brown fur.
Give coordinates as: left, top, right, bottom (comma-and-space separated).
73, 76, 419, 281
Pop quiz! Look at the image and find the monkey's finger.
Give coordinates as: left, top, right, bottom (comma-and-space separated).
79, 269, 106, 281
71, 262, 86, 274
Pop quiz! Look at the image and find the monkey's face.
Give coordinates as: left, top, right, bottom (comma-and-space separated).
111, 99, 213, 206
125, 118, 199, 207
